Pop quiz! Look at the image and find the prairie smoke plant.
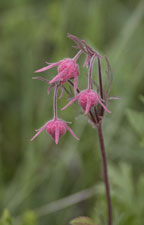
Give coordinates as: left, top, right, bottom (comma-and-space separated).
31, 34, 118, 225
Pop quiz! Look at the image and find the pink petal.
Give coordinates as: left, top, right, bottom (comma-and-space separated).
66, 125, 79, 141
85, 98, 91, 114
35, 62, 60, 73
49, 67, 70, 84
97, 96, 111, 113
49, 74, 61, 84
83, 54, 91, 67
55, 126, 59, 144
45, 61, 60, 65
30, 123, 48, 141
61, 95, 79, 110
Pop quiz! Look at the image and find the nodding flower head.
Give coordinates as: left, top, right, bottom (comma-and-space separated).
35, 52, 81, 96
46, 119, 67, 143
62, 89, 111, 115
57, 58, 79, 83
31, 118, 79, 144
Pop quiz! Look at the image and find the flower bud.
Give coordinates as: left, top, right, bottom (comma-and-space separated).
46, 119, 67, 144
31, 118, 79, 144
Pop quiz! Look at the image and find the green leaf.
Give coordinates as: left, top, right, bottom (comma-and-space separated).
70, 217, 97, 225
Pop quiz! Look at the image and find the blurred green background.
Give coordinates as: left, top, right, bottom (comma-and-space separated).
0, 0, 144, 225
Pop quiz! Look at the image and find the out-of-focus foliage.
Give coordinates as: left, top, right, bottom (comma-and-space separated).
0, 210, 13, 225
0, 0, 144, 225
126, 96, 144, 148
93, 163, 144, 225
70, 216, 97, 225
0, 209, 37, 225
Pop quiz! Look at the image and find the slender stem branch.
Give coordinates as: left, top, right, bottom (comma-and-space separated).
73, 50, 83, 61
32, 76, 49, 83
68, 80, 80, 93
89, 111, 97, 124
53, 84, 59, 120
97, 124, 112, 225
88, 54, 96, 90
97, 57, 103, 99
94, 106, 99, 122
97, 57, 104, 116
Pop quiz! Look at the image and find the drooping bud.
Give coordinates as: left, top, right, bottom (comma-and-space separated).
35, 57, 80, 96
46, 119, 67, 144
31, 118, 79, 144
62, 89, 111, 114
78, 90, 98, 114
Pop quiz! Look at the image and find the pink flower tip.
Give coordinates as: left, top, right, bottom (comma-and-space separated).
78, 90, 111, 114
31, 118, 79, 143
62, 89, 111, 114
34, 58, 79, 96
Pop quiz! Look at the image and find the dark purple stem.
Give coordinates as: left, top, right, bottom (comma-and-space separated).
54, 84, 59, 120
88, 54, 96, 90
94, 106, 99, 123
97, 57, 104, 116
68, 80, 80, 94
97, 124, 112, 225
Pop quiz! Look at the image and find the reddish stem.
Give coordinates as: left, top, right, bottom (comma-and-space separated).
97, 57, 104, 116
54, 85, 59, 119
97, 124, 112, 225
73, 50, 83, 61
88, 54, 96, 90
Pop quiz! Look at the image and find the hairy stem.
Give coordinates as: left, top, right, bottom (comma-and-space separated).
97, 124, 112, 225
97, 57, 104, 116
54, 85, 59, 119
73, 50, 83, 61
88, 54, 96, 90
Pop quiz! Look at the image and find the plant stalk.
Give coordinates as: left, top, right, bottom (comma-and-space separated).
97, 57, 104, 116
97, 124, 112, 225
53, 84, 59, 119
88, 54, 96, 90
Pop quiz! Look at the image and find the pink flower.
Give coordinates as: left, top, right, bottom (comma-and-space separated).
61, 89, 111, 114
31, 118, 79, 144
35, 58, 79, 96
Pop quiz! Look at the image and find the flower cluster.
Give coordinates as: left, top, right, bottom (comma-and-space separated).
31, 34, 113, 144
